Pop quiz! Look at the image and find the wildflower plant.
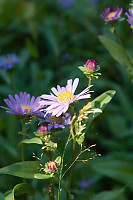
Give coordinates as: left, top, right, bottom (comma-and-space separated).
0, 53, 116, 200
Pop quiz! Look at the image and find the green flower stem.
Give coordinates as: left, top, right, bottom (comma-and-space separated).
58, 132, 72, 200
21, 119, 27, 183
67, 136, 76, 200
85, 77, 92, 105
67, 105, 76, 200
114, 29, 133, 69
48, 152, 55, 200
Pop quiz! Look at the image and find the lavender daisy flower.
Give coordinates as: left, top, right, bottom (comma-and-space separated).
40, 78, 93, 117
58, 0, 75, 9
1, 92, 43, 116
38, 112, 71, 130
125, 7, 133, 27
0, 53, 20, 71
77, 178, 94, 193
100, 7, 123, 22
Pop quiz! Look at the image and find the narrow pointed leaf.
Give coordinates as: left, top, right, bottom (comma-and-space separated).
18, 137, 42, 147
0, 161, 40, 179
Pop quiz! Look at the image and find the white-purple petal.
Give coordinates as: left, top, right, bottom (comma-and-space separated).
72, 78, 79, 93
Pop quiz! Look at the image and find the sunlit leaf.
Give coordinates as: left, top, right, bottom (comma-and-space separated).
5, 183, 34, 200
0, 161, 40, 179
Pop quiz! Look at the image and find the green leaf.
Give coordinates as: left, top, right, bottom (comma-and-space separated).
86, 90, 116, 127
5, 183, 34, 200
55, 156, 61, 166
34, 173, 53, 179
99, 35, 133, 79
91, 157, 133, 184
91, 90, 116, 110
18, 137, 42, 147
92, 189, 123, 200
76, 133, 85, 145
0, 161, 40, 179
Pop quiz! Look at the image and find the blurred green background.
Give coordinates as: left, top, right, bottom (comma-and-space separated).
0, 0, 133, 199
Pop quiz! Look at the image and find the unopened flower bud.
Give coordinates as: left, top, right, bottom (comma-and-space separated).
85, 59, 97, 71
47, 160, 57, 171
38, 126, 48, 133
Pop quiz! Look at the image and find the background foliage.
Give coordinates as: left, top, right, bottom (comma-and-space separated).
0, 0, 133, 199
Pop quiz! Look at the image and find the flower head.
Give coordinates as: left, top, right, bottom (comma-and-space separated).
40, 78, 93, 117
0, 53, 20, 71
46, 160, 57, 171
38, 112, 71, 130
85, 59, 97, 71
125, 7, 133, 27
100, 7, 123, 22
78, 178, 94, 193
58, 0, 75, 9
1, 92, 43, 116
38, 126, 48, 133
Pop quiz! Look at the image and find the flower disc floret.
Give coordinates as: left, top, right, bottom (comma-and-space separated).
40, 78, 93, 117
1, 92, 44, 116
38, 112, 71, 130
100, 7, 123, 22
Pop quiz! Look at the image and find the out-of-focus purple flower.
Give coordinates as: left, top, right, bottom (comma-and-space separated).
58, 0, 75, 9
0, 92, 43, 116
100, 7, 123, 22
125, 7, 133, 27
39, 78, 93, 117
38, 112, 71, 130
77, 178, 94, 193
0, 53, 20, 71
85, 59, 97, 71
61, 53, 72, 61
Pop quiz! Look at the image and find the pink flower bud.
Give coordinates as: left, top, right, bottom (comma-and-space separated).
47, 160, 57, 171
85, 59, 97, 71
38, 126, 48, 133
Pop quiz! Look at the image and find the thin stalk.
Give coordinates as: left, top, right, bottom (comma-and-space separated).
58, 133, 72, 200
85, 77, 92, 105
48, 153, 55, 200
21, 119, 26, 183
67, 136, 76, 200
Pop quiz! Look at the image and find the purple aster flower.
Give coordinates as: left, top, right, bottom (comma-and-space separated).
100, 7, 123, 22
77, 178, 94, 193
38, 112, 71, 130
0, 92, 43, 116
39, 78, 93, 117
0, 53, 20, 71
125, 7, 133, 27
58, 0, 75, 9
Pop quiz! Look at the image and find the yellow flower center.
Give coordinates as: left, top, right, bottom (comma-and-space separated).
21, 105, 31, 114
51, 115, 63, 124
107, 11, 116, 19
58, 90, 74, 104
6, 58, 13, 63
